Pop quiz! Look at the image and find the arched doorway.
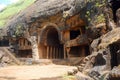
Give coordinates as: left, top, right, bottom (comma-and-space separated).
39, 23, 64, 59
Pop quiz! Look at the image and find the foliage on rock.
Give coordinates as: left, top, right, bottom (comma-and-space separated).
85, 0, 107, 27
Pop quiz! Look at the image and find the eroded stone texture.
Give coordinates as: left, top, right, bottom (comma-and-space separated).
29, 36, 39, 61
109, 66, 120, 79
1, 0, 120, 79
116, 8, 120, 27
0, 48, 15, 67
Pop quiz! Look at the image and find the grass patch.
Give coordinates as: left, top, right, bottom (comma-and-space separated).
0, 0, 35, 27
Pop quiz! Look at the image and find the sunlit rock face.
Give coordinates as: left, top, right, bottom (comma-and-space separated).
1, 0, 120, 79
86, 28, 120, 79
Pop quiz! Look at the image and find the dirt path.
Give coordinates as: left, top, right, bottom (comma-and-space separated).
0, 64, 75, 80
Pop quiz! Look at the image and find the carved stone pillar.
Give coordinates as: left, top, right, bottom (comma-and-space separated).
64, 45, 67, 59
47, 46, 49, 59
29, 36, 39, 61
50, 46, 52, 59
81, 46, 85, 57
66, 47, 71, 58
53, 47, 56, 59
56, 47, 59, 58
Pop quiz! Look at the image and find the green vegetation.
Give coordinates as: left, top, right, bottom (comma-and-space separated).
85, 0, 107, 26
0, 0, 35, 28
95, 14, 105, 24
63, 74, 76, 80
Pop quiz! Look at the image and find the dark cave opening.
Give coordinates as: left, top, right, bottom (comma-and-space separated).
94, 53, 106, 66
110, 0, 120, 22
46, 28, 64, 59
110, 43, 120, 68
70, 30, 80, 40
69, 45, 90, 57
17, 49, 32, 58
0, 39, 9, 46
40, 27, 64, 59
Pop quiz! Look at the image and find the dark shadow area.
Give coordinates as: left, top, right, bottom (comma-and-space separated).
93, 53, 106, 66
110, 42, 120, 68
109, 77, 120, 80
0, 39, 9, 46
69, 46, 90, 57
40, 27, 64, 59
70, 30, 80, 40
110, 0, 120, 22
17, 49, 32, 58
16, 38, 32, 58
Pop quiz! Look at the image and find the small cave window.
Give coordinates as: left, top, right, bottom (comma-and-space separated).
0, 39, 9, 46
70, 29, 80, 40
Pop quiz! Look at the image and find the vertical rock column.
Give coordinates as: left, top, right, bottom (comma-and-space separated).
29, 36, 39, 61
53, 47, 56, 59
49, 46, 52, 59
47, 46, 49, 59
64, 45, 67, 59
56, 47, 58, 58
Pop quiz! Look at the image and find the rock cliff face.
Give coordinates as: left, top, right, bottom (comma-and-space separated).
1, 0, 120, 79
73, 10, 120, 79
6, 0, 107, 38
63, 0, 120, 79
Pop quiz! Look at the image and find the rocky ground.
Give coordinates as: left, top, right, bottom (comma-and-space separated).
0, 48, 76, 80
0, 64, 76, 80
0, 48, 15, 67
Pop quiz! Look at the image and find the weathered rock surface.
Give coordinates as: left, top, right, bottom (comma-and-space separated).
1, 0, 120, 79
109, 66, 120, 80
0, 49, 14, 67
67, 27, 120, 79
91, 27, 120, 50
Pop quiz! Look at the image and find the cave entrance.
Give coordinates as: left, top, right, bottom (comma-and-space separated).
45, 28, 64, 59
110, 42, 120, 68
69, 45, 90, 57
39, 24, 64, 59
110, 0, 120, 22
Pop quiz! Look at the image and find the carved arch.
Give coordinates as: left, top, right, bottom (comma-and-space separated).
39, 23, 62, 44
